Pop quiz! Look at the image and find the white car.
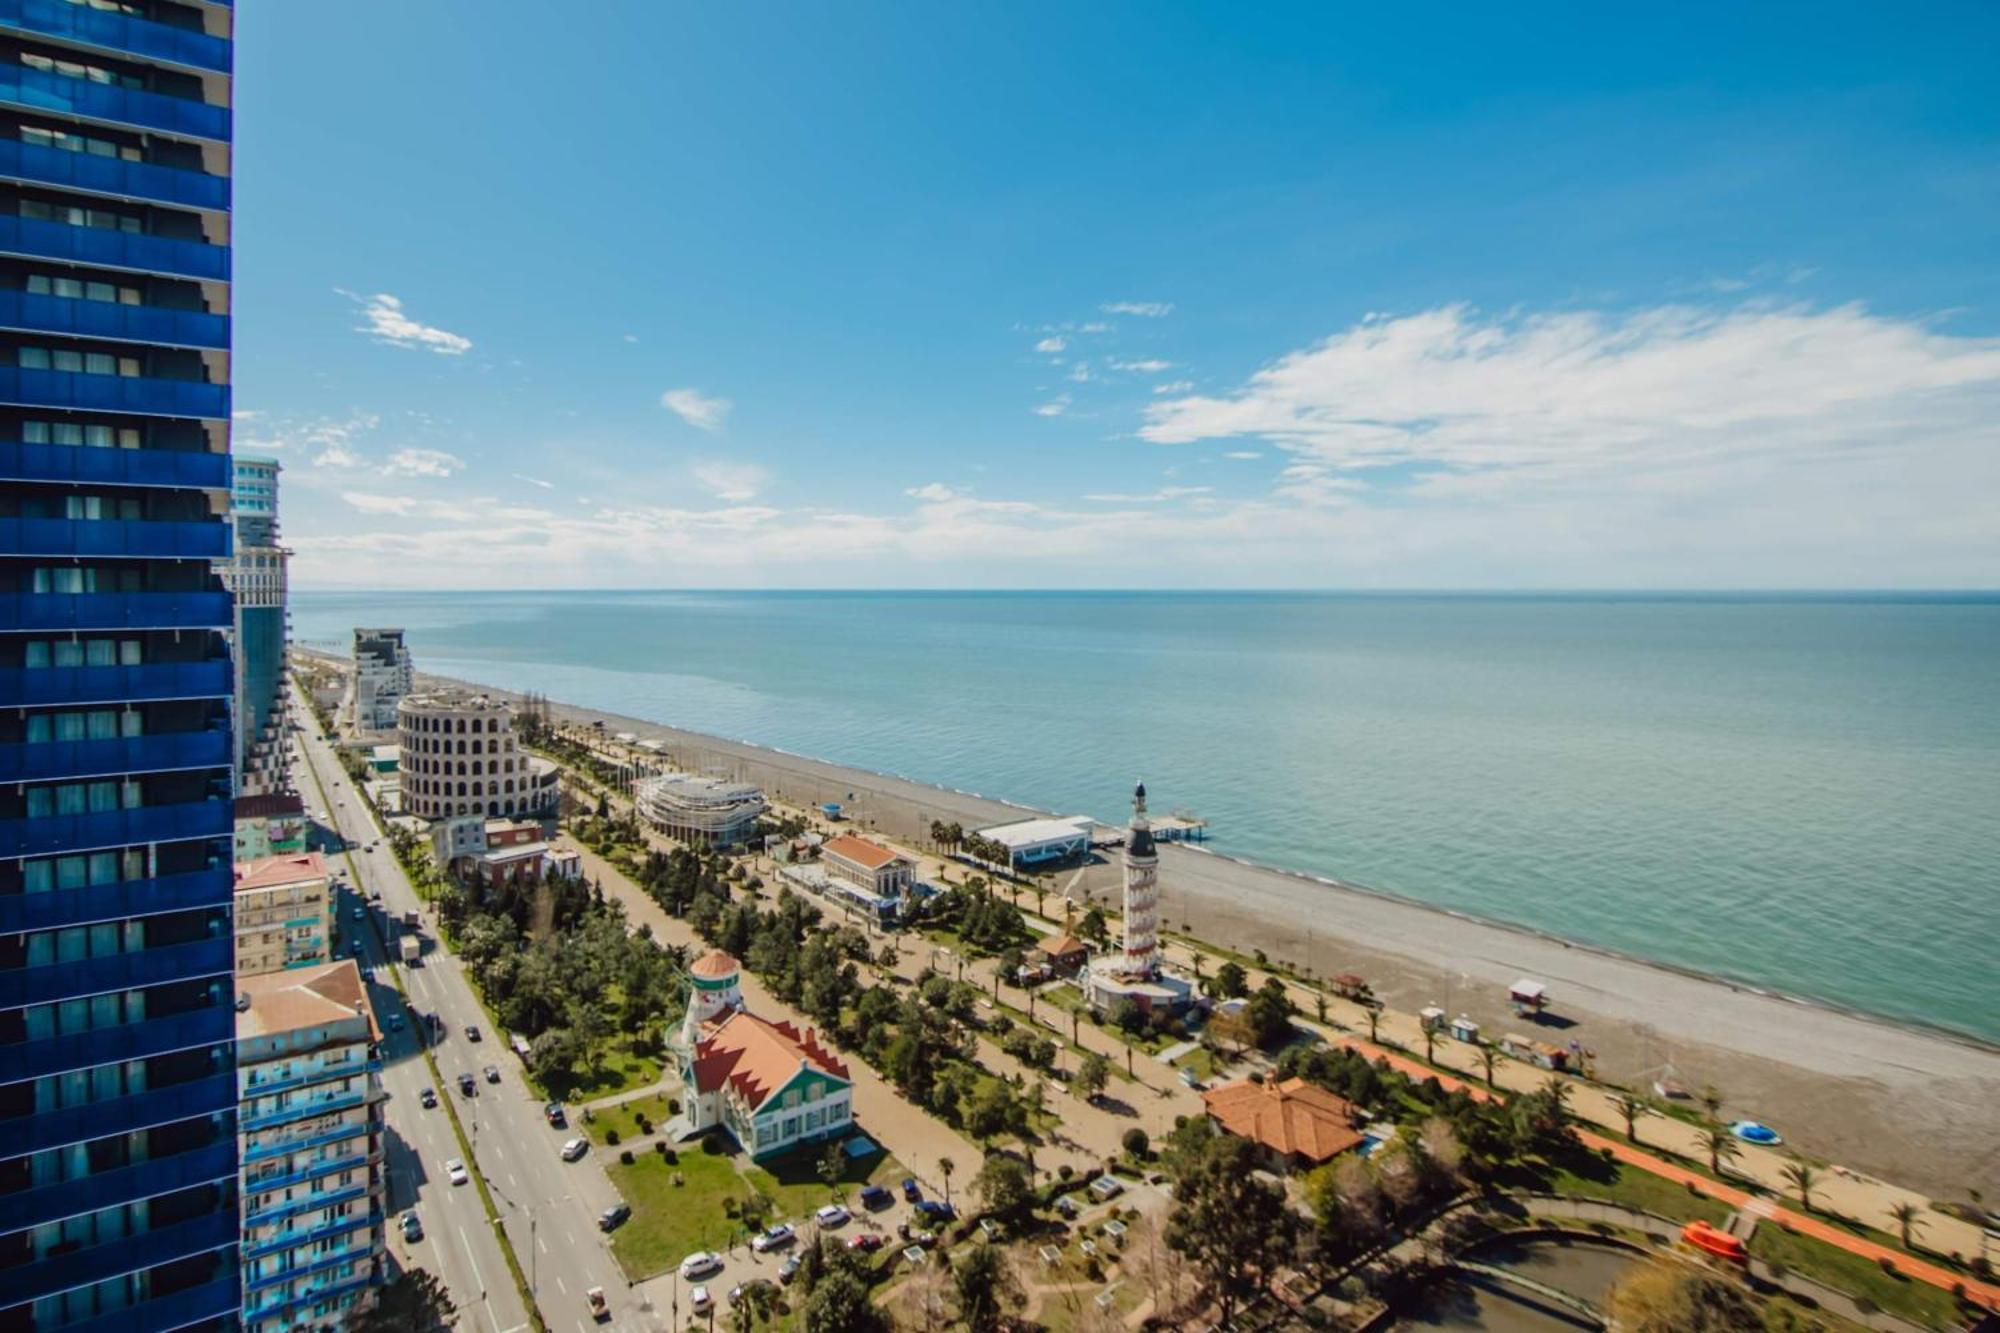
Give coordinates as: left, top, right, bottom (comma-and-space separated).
751, 1223, 795, 1253
814, 1204, 850, 1228
446, 1159, 469, 1186
560, 1138, 588, 1162
689, 1285, 713, 1313
680, 1251, 723, 1281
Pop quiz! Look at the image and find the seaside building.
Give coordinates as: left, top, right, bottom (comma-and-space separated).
972, 814, 1094, 869
395, 689, 557, 822
234, 790, 307, 860
1085, 782, 1195, 1015
345, 627, 410, 733
1201, 1077, 1363, 1172
0, 7, 245, 1329
216, 453, 287, 795
432, 815, 579, 888
232, 852, 332, 977
671, 950, 853, 1160
633, 771, 766, 846
235, 960, 385, 1330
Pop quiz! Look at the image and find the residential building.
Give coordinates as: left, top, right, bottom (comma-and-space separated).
821, 834, 913, 901
235, 960, 384, 1331
215, 454, 285, 795
0, 6, 242, 1329
438, 816, 578, 888
396, 690, 556, 822
232, 853, 331, 976
1032, 930, 1089, 978
345, 628, 409, 734
1201, 1077, 1364, 1171
672, 951, 853, 1159
633, 771, 765, 846
233, 791, 306, 860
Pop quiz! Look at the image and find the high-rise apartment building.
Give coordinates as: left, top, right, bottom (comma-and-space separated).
217, 454, 284, 794
344, 628, 408, 734
0, 4, 241, 1330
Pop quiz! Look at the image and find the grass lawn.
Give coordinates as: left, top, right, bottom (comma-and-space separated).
1748, 1223, 1967, 1330
606, 1145, 767, 1280
583, 1092, 679, 1146
1172, 1045, 1225, 1083
1540, 1161, 1731, 1225
560, 1040, 663, 1102
743, 1140, 903, 1225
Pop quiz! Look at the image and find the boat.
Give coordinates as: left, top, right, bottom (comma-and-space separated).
1681, 1220, 1747, 1264
1730, 1119, 1783, 1145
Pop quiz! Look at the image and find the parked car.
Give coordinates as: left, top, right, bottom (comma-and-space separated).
446, 1159, 469, 1186
464, 1025, 481, 1041
913, 1200, 955, 1222
401, 1211, 423, 1242
457, 1072, 476, 1097
751, 1223, 795, 1253
901, 1177, 921, 1203
419, 1087, 438, 1109
680, 1251, 724, 1281
598, 1203, 631, 1232
729, 1280, 775, 1307
777, 1256, 802, 1285
560, 1138, 588, 1162
859, 1184, 892, 1210
586, 1287, 609, 1322
545, 1101, 566, 1128
689, 1285, 712, 1314
814, 1204, 850, 1228
846, 1233, 884, 1253
483, 1065, 501, 1084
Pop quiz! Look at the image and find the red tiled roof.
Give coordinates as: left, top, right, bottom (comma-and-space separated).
822, 834, 906, 870
1036, 932, 1088, 959
233, 852, 327, 893
235, 792, 304, 820
1202, 1077, 1363, 1163
690, 949, 740, 979
691, 1011, 849, 1112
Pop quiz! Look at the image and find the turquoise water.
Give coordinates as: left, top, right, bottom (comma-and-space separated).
291, 591, 2000, 1041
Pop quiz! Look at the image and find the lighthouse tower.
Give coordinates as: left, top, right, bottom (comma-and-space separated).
1119, 780, 1160, 977
681, 948, 744, 1047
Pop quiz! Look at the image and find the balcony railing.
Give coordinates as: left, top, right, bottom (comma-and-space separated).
0, 364, 229, 420
0, 797, 232, 859
0, 136, 228, 212
0, 590, 232, 633
0, 932, 233, 1009
241, 1180, 368, 1229
239, 1087, 372, 1134
60, 1275, 241, 1333
0, 1070, 234, 1158
0, 439, 231, 489
0, 1138, 234, 1234
0, 61, 230, 142
0, 658, 232, 710
0, 726, 230, 784
244, 1269, 376, 1323
245, 1243, 376, 1295
0, 213, 229, 281
244, 1206, 381, 1262
0, 1209, 237, 1308
242, 1145, 378, 1198
0, 288, 228, 349
0, 0, 232, 76
240, 1056, 380, 1102
240, 1116, 375, 1165
0, 515, 231, 560
0, 864, 232, 936
0, 1002, 232, 1084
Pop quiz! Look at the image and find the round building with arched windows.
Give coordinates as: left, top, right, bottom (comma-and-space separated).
396, 691, 559, 821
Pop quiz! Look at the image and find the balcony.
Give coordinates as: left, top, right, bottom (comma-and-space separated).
239, 1087, 372, 1135
245, 1269, 376, 1324
0, 864, 231, 935
0, 364, 229, 420
240, 1117, 375, 1165
0, 213, 228, 281
0, 1209, 237, 1309
0, 137, 228, 212
0, 797, 231, 859
241, 1056, 379, 1103
0, 726, 230, 783
0, 0, 232, 77
242, 1180, 368, 1229
245, 1242, 376, 1295
0, 1002, 231, 1083
0, 1138, 234, 1234
0, 590, 232, 633
0, 288, 228, 350
0, 439, 229, 489
0, 932, 233, 1009
0, 1071, 234, 1157
0, 61, 230, 143
61, 1275, 241, 1333
242, 1145, 379, 1198
0, 515, 231, 560
0, 659, 231, 710
244, 1206, 381, 1262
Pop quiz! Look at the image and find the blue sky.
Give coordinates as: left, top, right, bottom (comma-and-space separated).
235, 3, 2000, 589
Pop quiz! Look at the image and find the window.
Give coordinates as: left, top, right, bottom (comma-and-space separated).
20, 52, 145, 92
17, 346, 141, 377
18, 126, 141, 162
22, 421, 144, 449
19, 198, 142, 233
27, 273, 141, 304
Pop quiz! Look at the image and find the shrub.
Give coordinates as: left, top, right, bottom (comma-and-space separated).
1121, 1128, 1150, 1159
1058, 1165, 1074, 1182
619, 1149, 635, 1165
701, 1133, 725, 1155
664, 1148, 678, 1165
656, 1140, 669, 1155
636, 1114, 653, 1135
605, 1129, 620, 1146
669, 1098, 681, 1115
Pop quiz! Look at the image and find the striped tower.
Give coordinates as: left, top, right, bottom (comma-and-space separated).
1120, 780, 1160, 977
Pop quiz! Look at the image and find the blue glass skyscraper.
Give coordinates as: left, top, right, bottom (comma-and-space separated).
0, 2, 240, 1329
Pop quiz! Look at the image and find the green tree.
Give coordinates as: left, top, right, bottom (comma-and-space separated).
1165, 1133, 1293, 1327
938, 1154, 956, 1206
1479, 1040, 1498, 1088
1606, 1259, 1761, 1332
1079, 905, 1109, 946
351, 1269, 456, 1332
1888, 1200, 1922, 1250
972, 1153, 1034, 1230
952, 1242, 1023, 1333
802, 1269, 886, 1333
817, 1140, 847, 1200
1702, 1125, 1741, 1176
1612, 1091, 1646, 1143
1213, 960, 1249, 999
1780, 1162, 1819, 1213
1075, 1051, 1111, 1103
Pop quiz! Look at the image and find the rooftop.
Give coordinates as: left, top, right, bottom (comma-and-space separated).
237, 959, 377, 1044
822, 834, 908, 870
691, 948, 741, 979
691, 1010, 849, 1113
235, 792, 304, 821
234, 852, 328, 894
1035, 932, 1089, 958
975, 815, 1096, 849
1202, 1077, 1363, 1163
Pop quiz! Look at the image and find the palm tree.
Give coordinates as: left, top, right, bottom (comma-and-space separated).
1702, 1127, 1740, 1177
1888, 1201, 1922, 1250
1366, 1003, 1382, 1045
939, 1155, 956, 1207
1542, 1074, 1572, 1123
1781, 1163, 1820, 1213
1612, 1092, 1645, 1143
1479, 1041, 1499, 1089
1699, 1084, 1724, 1121
1423, 1026, 1438, 1065
1314, 992, 1327, 1025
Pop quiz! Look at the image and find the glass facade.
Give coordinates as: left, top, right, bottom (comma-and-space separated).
0, 2, 238, 1330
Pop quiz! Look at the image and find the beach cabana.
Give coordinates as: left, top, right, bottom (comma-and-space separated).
1418, 1005, 1446, 1033
1450, 1015, 1480, 1043
1333, 973, 1368, 999
1508, 978, 1549, 1015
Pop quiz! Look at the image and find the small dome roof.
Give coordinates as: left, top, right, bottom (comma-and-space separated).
690, 949, 740, 979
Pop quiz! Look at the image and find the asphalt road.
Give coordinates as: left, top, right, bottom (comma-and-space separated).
288, 704, 644, 1332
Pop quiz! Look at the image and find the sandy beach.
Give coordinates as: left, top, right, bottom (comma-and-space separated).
371, 659, 2000, 1200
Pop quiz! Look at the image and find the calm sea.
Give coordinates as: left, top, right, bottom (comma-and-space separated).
292, 591, 2000, 1041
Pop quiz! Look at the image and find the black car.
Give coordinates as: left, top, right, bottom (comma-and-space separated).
859, 1184, 892, 1210
464, 1025, 481, 1042
457, 1073, 476, 1097
545, 1101, 566, 1128
598, 1203, 631, 1233
913, 1199, 955, 1222
419, 1087, 438, 1109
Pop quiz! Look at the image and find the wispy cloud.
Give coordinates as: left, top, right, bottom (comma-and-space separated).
1101, 301, 1174, 318
1035, 335, 1067, 354
906, 483, 960, 503
662, 387, 732, 431
1067, 363, 1094, 383
1033, 394, 1072, 417
340, 491, 418, 516
1224, 450, 1263, 460
341, 289, 472, 355
1083, 486, 1214, 503
512, 473, 556, 490
1153, 380, 1194, 395
1109, 358, 1172, 373
692, 459, 768, 502
381, 448, 465, 478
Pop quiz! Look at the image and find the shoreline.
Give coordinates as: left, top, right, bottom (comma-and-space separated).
315, 651, 2000, 1197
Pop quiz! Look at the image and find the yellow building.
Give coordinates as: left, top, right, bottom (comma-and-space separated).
234, 852, 334, 976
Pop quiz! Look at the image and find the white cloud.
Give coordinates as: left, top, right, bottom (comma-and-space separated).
343, 290, 472, 355
312, 443, 361, 469
1110, 358, 1172, 373
512, 473, 556, 490
1078, 322, 1112, 334
1083, 486, 1214, 503
662, 387, 732, 431
381, 448, 465, 478
906, 483, 959, 503
1033, 395, 1072, 417
691, 459, 768, 502
1152, 380, 1194, 394
623, 333, 640, 343
1101, 301, 1174, 318
232, 409, 261, 421
1224, 450, 1263, 460
1067, 363, 1094, 383
340, 491, 418, 516
1035, 336, 1067, 354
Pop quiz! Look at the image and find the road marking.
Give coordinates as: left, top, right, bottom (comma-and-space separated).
555, 1274, 567, 1294
458, 1223, 486, 1296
